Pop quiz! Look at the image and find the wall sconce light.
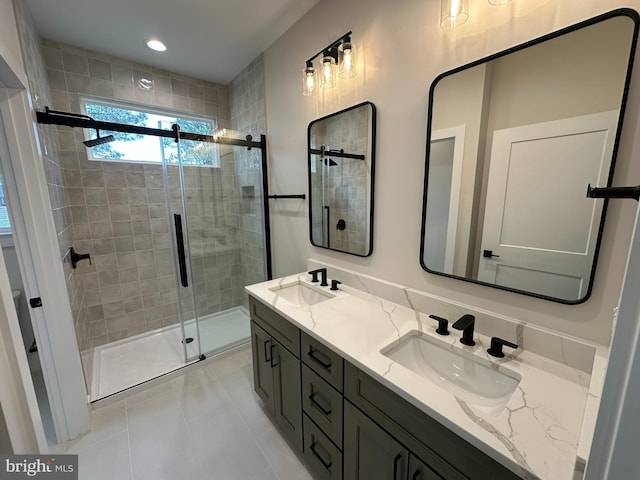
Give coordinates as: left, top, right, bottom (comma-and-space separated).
302, 31, 356, 96
339, 36, 356, 78
302, 61, 317, 97
320, 46, 338, 89
440, 0, 469, 29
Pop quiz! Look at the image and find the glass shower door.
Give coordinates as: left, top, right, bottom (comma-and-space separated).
171, 129, 269, 359
162, 129, 203, 363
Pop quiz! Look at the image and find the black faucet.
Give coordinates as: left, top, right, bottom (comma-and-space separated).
330, 279, 342, 291
308, 268, 328, 286
487, 337, 518, 358
452, 314, 475, 346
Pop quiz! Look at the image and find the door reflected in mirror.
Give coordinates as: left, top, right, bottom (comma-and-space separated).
308, 102, 376, 257
420, 9, 638, 303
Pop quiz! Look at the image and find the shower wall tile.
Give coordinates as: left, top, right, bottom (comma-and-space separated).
39, 38, 233, 350
230, 53, 269, 308
17, 1, 265, 389
12, 0, 92, 383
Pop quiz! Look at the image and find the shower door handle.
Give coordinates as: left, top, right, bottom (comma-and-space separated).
174, 214, 189, 287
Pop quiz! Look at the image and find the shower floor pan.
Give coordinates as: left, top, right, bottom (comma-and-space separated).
89, 307, 250, 401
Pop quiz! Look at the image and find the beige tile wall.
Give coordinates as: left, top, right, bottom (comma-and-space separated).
40, 39, 235, 350
13, 2, 269, 374
229, 54, 270, 300
12, 0, 89, 353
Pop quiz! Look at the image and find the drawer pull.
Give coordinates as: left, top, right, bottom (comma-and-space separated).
310, 441, 332, 470
393, 453, 402, 480
308, 391, 332, 416
263, 340, 271, 363
270, 343, 278, 367
308, 347, 332, 370
412, 470, 421, 480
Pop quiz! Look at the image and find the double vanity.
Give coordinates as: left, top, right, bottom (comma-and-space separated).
262, 12, 635, 478
246, 264, 606, 480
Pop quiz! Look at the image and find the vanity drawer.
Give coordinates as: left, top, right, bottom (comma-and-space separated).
249, 296, 300, 358
301, 331, 343, 391
303, 414, 343, 480
344, 362, 521, 480
302, 364, 343, 449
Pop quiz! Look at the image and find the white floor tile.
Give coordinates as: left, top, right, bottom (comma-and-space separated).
65, 400, 127, 453
256, 427, 313, 480
219, 369, 273, 439
56, 340, 309, 480
72, 431, 132, 480
250, 467, 279, 480
175, 379, 234, 422
129, 423, 203, 480
186, 398, 270, 480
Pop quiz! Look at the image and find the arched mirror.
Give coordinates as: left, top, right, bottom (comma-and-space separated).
420, 9, 639, 303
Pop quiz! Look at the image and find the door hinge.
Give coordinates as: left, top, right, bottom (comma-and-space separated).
29, 297, 43, 308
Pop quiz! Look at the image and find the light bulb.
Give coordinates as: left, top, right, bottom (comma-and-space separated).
302, 62, 317, 96
440, 0, 469, 29
320, 53, 337, 89
339, 39, 357, 78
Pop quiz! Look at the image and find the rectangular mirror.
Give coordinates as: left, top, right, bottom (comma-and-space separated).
308, 102, 376, 257
420, 9, 638, 304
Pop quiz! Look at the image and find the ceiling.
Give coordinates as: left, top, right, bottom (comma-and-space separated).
25, 0, 319, 85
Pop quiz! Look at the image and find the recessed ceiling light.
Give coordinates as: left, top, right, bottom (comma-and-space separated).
146, 39, 167, 52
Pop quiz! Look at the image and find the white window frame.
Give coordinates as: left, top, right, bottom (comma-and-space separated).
79, 95, 220, 167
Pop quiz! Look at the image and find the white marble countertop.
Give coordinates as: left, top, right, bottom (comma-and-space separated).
246, 272, 607, 480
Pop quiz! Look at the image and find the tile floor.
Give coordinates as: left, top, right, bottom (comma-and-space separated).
56, 344, 313, 480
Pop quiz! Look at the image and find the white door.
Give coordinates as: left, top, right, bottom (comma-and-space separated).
478, 111, 618, 301
424, 125, 465, 274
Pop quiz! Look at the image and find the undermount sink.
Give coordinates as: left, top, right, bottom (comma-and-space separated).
382, 331, 521, 415
270, 281, 334, 307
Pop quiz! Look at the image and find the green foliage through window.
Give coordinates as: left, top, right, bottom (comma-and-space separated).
81, 97, 219, 166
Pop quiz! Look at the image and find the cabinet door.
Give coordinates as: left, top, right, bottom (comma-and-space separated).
272, 341, 303, 450
250, 321, 274, 414
408, 454, 444, 480
344, 401, 409, 480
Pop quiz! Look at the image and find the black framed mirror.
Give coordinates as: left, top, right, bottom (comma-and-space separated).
420, 9, 639, 304
308, 101, 376, 257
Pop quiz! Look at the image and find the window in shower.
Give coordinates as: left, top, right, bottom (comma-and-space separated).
0, 175, 10, 232
79, 96, 220, 166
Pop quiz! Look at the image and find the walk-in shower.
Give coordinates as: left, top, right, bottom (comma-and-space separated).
38, 108, 272, 400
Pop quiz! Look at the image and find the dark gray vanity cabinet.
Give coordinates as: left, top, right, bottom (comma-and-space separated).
249, 298, 302, 450
248, 296, 523, 480
300, 331, 345, 480
344, 400, 411, 479
344, 400, 444, 480
344, 363, 521, 480
250, 321, 275, 412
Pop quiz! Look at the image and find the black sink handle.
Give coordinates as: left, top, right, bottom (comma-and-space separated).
428, 314, 450, 336
487, 337, 518, 358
